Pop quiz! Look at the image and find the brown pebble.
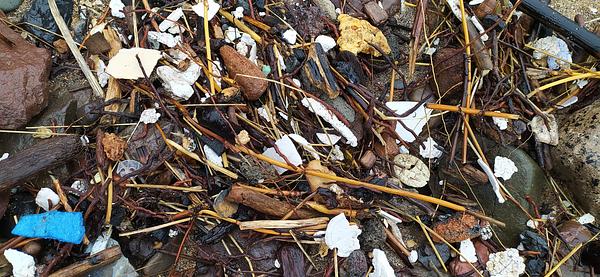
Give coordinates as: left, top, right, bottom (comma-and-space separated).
363, 1, 388, 25
52, 39, 69, 54
219, 45, 268, 101
374, 134, 399, 158
22, 241, 42, 256
432, 213, 485, 243
360, 150, 377, 169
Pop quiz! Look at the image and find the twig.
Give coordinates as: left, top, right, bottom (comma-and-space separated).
425, 103, 520, 119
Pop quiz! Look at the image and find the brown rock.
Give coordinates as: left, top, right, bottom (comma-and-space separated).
53, 39, 68, 54
432, 213, 487, 243
363, 1, 388, 25
0, 21, 51, 129
84, 32, 112, 55
474, 0, 497, 19
21, 241, 42, 256
374, 134, 399, 158
360, 150, 377, 169
430, 48, 464, 104
219, 45, 268, 101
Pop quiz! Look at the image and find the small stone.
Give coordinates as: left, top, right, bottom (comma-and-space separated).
312, 0, 337, 20
363, 1, 388, 25
360, 150, 377, 169
23, 0, 73, 42
341, 250, 368, 277
21, 241, 42, 256
432, 213, 487, 243
85, 32, 112, 55
0, 0, 23, 12
0, 21, 51, 129
53, 39, 69, 54
374, 134, 399, 158
220, 45, 268, 100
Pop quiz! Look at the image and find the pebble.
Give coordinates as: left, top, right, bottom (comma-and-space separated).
363, 1, 389, 25
23, 0, 73, 42
0, 0, 22, 12
219, 45, 268, 100
312, 0, 337, 20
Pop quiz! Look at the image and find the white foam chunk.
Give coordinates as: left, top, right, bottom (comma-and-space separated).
262, 135, 303, 174
578, 213, 595, 225
109, 0, 125, 18
315, 35, 336, 52
282, 29, 298, 44
204, 145, 223, 167
478, 158, 506, 203
35, 188, 60, 211
316, 133, 342, 145
4, 249, 36, 277
148, 31, 181, 47
386, 101, 432, 143
369, 249, 395, 277
419, 137, 442, 159
140, 108, 161, 124
494, 156, 518, 180
325, 214, 362, 257
106, 48, 162, 79
159, 8, 184, 32
459, 239, 478, 263
302, 97, 357, 147
191, 0, 221, 20
156, 62, 202, 100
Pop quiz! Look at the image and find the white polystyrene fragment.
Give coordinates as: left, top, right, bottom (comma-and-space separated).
156, 62, 202, 100
325, 213, 362, 257
224, 27, 241, 43
469, 0, 484, 4
493, 156, 518, 180
369, 249, 395, 277
1, 153, 9, 161
109, 0, 125, 18
377, 210, 402, 224
257, 106, 272, 122
168, 229, 178, 237
106, 48, 162, 79
274, 259, 281, 268
315, 35, 336, 52
232, 6, 244, 19
4, 249, 36, 277
140, 108, 161, 124
316, 133, 342, 145
35, 188, 60, 211
292, 78, 301, 87
477, 158, 506, 203
471, 16, 489, 41
71, 180, 88, 194
204, 145, 223, 167
90, 23, 106, 35
191, 0, 221, 20
386, 101, 432, 143
486, 249, 526, 277
459, 239, 478, 263
409, 250, 418, 263
529, 114, 559, 145
302, 97, 358, 147
147, 31, 181, 47
419, 137, 442, 159
116, 160, 143, 176
282, 29, 298, 44
493, 113, 508, 130
526, 219, 539, 229
288, 134, 320, 160
424, 47, 436, 55
444, 0, 463, 20
576, 79, 588, 88
262, 135, 303, 174
578, 213, 595, 224
558, 96, 578, 109
332, 145, 345, 161
240, 33, 258, 63
159, 7, 184, 32
531, 36, 572, 70
96, 59, 109, 87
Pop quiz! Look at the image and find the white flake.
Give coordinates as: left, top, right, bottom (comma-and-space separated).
419, 137, 442, 159
0, 153, 8, 161
386, 101, 433, 143
493, 113, 508, 130
558, 96, 578, 109
192, 0, 221, 20
109, 0, 126, 18
315, 35, 337, 52
302, 97, 358, 147
529, 114, 559, 145
35, 188, 60, 211
409, 250, 418, 263
578, 213, 595, 224
282, 29, 298, 44
156, 62, 202, 100
159, 8, 184, 32
369, 249, 395, 277
232, 7, 244, 19
96, 59, 109, 87
486, 248, 526, 277
531, 36, 572, 70
288, 134, 320, 160
262, 135, 303, 174
4, 249, 35, 277
477, 158, 506, 203
471, 16, 489, 41
139, 108, 161, 124
469, 0, 484, 4
493, 156, 518, 180
168, 229, 179, 237
324, 214, 362, 257
106, 48, 162, 79
459, 240, 478, 263
204, 145, 223, 167
147, 31, 181, 47
316, 133, 342, 145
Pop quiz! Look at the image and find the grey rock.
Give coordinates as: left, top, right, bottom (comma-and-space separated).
312, 0, 337, 20
0, 0, 22, 12
552, 103, 600, 218
381, 0, 402, 16
358, 218, 386, 252
341, 250, 368, 277
470, 139, 550, 246
23, 0, 73, 42
326, 97, 356, 122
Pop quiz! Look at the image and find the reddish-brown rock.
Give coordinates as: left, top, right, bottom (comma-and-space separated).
219, 45, 268, 101
0, 21, 51, 129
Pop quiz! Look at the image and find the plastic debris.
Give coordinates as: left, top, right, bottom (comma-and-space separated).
263, 135, 303, 174
232, 7, 244, 19
105, 48, 162, 79
494, 156, 518, 180
86, 231, 138, 277
204, 145, 223, 167
315, 35, 337, 52
3, 249, 36, 277
386, 101, 432, 143
337, 14, 391, 56
531, 36, 572, 70
191, 0, 221, 20
324, 213, 362, 257
486, 248, 526, 277
116, 160, 143, 176
493, 113, 509, 130
301, 97, 358, 147
419, 137, 443, 159
71, 180, 88, 194
288, 134, 320, 160
578, 213, 595, 224
369, 249, 395, 277
391, 154, 430, 188
158, 7, 184, 32
139, 108, 161, 124
529, 114, 559, 145
316, 133, 342, 145
0, 152, 8, 161
95, 58, 109, 87
459, 239, 478, 263
35, 187, 60, 211
147, 31, 181, 48
282, 29, 298, 44
477, 158, 506, 203
156, 61, 202, 100
558, 96, 578, 109
109, 0, 125, 18
12, 211, 85, 244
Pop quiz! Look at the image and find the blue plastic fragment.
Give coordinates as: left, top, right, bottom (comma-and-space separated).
12, 211, 85, 244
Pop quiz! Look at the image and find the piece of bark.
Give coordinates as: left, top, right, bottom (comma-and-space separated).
48, 246, 122, 277
0, 136, 84, 192
226, 185, 320, 219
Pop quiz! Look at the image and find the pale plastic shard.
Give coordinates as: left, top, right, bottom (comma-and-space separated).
0, 152, 8, 161
262, 135, 303, 174
576, 79, 588, 89
316, 133, 342, 145
459, 239, 478, 263
331, 145, 345, 161
558, 96, 578, 109
424, 47, 436, 56
486, 248, 526, 277
392, 154, 430, 188
204, 145, 223, 167
282, 29, 298, 44
71, 180, 88, 194
168, 229, 179, 238
4, 249, 35, 277
147, 31, 181, 48
493, 156, 518, 180
159, 7, 184, 32
444, 0, 463, 20
369, 249, 395, 277
578, 213, 595, 224
105, 48, 162, 79
531, 36, 572, 70
116, 160, 143, 176
315, 35, 337, 52
240, 33, 258, 63
469, 0, 484, 4
528, 114, 559, 145
288, 134, 320, 160
96, 58, 109, 87
224, 27, 241, 42
257, 106, 272, 122
156, 62, 202, 100
477, 158, 506, 203
109, 0, 125, 18
492, 113, 508, 130
301, 97, 358, 147
470, 16, 489, 41
35, 188, 60, 211
90, 23, 106, 35
324, 213, 362, 257
409, 250, 419, 263
139, 108, 161, 124
191, 0, 221, 20
419, 137, 443, 159
386, 101, 432, 143
232, 6, 244, 19
526, 219, 539, 229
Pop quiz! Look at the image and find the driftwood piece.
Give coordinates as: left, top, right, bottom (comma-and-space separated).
0, 136, 84, 191
226, 184, 320, 219
48, 246, 122, 277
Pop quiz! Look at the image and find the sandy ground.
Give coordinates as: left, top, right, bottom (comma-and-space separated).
549, 0, 600, 31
